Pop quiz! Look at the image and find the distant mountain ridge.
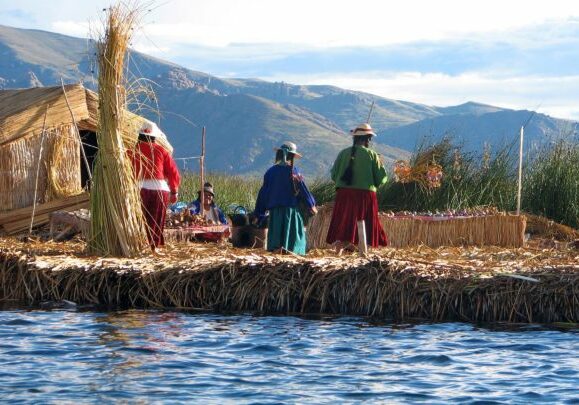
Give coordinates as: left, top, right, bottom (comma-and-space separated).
1, 24, 576, 176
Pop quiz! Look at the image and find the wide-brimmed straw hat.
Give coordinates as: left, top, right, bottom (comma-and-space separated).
138, 121, 166, 138
350, 123, 376, 137
274, 141, 302, 158
199, 182, 215, 197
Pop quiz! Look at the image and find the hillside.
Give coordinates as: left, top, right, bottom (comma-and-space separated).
1, 23, 576, 176
379, 109, 577, 152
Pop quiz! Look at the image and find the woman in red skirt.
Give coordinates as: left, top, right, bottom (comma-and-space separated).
326, 123, 388, 251
130, 121, 180, 250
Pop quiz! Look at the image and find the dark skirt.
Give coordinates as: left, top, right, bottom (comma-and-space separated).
326, 188, 388, 247
267, 206, 307, 255
140, 188, 169, 248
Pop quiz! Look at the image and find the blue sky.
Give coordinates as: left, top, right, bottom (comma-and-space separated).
2, 0, 579, 120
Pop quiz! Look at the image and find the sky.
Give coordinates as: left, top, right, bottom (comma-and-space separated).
2, 0, 579, 120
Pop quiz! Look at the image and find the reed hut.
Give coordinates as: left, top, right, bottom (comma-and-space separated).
0, 84, 172, 234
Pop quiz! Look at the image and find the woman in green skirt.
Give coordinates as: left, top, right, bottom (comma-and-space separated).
254, 142, 317, 255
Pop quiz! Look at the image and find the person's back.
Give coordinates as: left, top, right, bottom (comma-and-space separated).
254, 141, 317, 255
326, 123, 388, 251
331, 145, 386, 191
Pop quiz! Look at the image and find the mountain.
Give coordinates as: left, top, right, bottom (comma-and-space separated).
1, 24, 576, 177
379, 109, 577, 152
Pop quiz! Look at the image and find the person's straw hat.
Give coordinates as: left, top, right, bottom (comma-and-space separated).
274, 141, 302, 158
199, 182, 215, 197
138, 121, 165, 138
350, 123, 376, 137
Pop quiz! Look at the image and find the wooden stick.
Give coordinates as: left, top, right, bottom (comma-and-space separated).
357, 219, 368, 255
366, 100, 375, 124
199, 126, 206, 216
61, 78, 92, 181
29, 105, 49, 235
516, 125, 524, 215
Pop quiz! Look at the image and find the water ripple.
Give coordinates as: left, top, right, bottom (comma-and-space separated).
0, 309, 576, 403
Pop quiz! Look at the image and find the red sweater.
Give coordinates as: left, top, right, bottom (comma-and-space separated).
129, 142, 180, 193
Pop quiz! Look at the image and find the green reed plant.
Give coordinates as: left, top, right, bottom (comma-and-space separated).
178, 136, 578, 229
309, 177, 336, 206
377, 138, 518, 212
523, 139, 579, 228
180, 172, 262, 215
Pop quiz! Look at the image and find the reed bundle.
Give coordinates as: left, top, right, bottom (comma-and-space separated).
307, 203, 526, 249
526, 214, 579, 241
0, 125, 82, 212
45, 125, 82, 200
88, 4, 148, 257
0, 239, 577, 323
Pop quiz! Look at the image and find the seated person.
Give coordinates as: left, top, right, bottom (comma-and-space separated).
189, 182, 227, 225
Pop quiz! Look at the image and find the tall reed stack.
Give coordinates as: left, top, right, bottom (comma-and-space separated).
89, 4, 148, 257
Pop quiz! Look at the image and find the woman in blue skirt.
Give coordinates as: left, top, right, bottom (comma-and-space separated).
254, 142, 317, 255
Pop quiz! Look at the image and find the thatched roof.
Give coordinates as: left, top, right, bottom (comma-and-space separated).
0, 85, 89, 146
0, 84, 173, 153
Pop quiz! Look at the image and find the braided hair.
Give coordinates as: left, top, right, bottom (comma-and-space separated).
275, 147, 299, 195
340, 134, 372, 185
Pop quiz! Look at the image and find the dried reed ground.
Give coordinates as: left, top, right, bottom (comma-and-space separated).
0, 237, 577, 323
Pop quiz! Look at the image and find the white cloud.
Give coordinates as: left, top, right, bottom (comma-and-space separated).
260, 71, 579, 120
4, 1, 579, 121
51, 20, 89, 37
135, 0, 579, 47
6, 0, 579, 48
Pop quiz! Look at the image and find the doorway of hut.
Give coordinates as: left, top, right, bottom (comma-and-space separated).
80, 130, 98, 189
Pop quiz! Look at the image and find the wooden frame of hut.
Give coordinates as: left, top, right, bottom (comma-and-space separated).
0, 84, 172, 234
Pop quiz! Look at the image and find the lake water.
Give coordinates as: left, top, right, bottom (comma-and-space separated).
0, 307, 577, 403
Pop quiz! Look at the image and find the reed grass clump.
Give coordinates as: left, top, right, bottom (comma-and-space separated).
88, 3, 149, 257
177, 137, 578, 231
377, 138, 517, 212
523, 139, 579, 228
179, 172, 262, 214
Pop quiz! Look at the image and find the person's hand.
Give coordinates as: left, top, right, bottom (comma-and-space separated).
169, 192, 178, 204
310, 206, 318, 215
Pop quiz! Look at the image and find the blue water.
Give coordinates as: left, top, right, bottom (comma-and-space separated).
0, 308, 577, 403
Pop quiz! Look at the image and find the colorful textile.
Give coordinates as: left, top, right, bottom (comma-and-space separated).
267, 206, 307, 255
140, 188, 169, 248
189, 200, 227, 224
326, 188, 388, 247
254, 164, 316, 217
129, 141, 180, 193
330, 146, 387, 192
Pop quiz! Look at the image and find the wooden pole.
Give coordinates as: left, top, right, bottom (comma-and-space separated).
199, 126, 206, 216
516, 126, 524, 216
357, 219, 368, 255
366, 100, 375, 124
61, 78, 92, 181
30, 105, 49, 235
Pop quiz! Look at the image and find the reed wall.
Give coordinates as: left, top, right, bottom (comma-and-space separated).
0, 250, 576, 323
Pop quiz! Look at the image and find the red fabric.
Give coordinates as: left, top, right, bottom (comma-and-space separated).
129, 142, 181, 193
326, 188, 388, 247
140, 188, 169, 248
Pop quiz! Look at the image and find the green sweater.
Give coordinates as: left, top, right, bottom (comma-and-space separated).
331, 146, 388, 192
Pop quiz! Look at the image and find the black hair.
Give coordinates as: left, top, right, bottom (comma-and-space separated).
275, 149, 295, 165
138, 133, 156, 143
275, 149, 299, 196
340, 135, 372, 185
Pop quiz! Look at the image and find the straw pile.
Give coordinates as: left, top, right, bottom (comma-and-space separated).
0, 238, 577, 323
88, 4, 148, 257
0, 125, 82, 211
308, 203, 526, 249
